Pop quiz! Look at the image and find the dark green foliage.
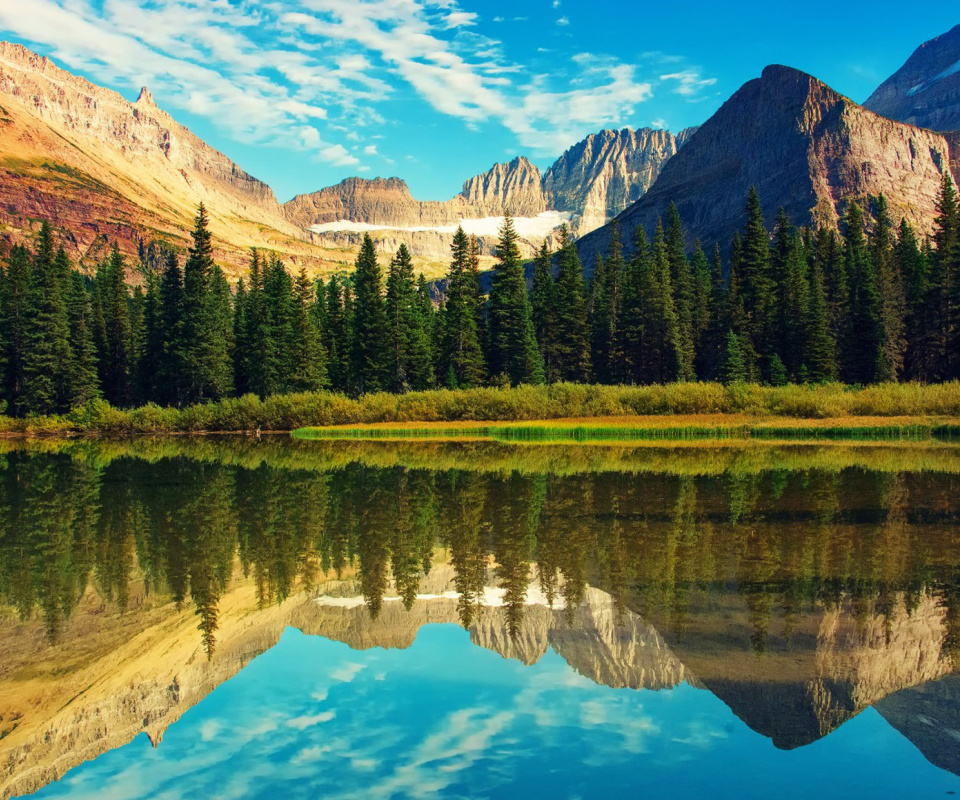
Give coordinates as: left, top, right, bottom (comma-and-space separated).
739, 188, 778, 373
872, 195, 906, 382
291, 268, 327, 393
1, 245, 32, 413
666, 204, 695, 380
21, 223, 73, 415
64, 272, 100, 406
94, 244, 132, 406
551, 226, 591, 382
530, 239, 557, 380
843, 201, 882, 384
486, 216, 543, 386
440, 227, 486, 389
385, 244, 434, 392
322, 274, 351, 393
589, 221, 622, 384
350, 234, 389, 394
157, 251, 186, 405
718, 331, 748, 384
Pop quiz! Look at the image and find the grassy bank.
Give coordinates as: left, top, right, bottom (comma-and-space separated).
2, 382, 960, 435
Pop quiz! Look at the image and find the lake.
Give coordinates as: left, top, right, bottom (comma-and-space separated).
2, 437, 960, 799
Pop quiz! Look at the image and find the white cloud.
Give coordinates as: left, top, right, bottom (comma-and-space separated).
556, 16, 570, 26
287, 711, 336, 730
320, 144, 361, 166
364, 145, 379, 155
660, 70, 718, 98
651, 118, 668, 129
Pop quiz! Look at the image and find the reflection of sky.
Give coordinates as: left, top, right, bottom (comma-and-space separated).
28, 624, 960, 800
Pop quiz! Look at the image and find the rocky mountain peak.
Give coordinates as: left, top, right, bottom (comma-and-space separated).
136, 86, 155, 106
576, 63, 959, 269
459, 156, 546, 217
864, 24, 960, 131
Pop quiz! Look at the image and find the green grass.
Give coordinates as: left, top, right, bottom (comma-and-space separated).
3, 381, 960, 436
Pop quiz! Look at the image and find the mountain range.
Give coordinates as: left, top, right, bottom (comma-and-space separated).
0, 25, 959, 281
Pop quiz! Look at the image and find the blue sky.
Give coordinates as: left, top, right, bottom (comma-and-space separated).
27, 626, 960, 800
0, 1, 956, 202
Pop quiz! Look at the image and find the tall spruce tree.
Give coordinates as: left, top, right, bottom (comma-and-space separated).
157, 251, 186, 405
95, 244, 132, 406
804, 249, 837, 383
871, 195, 906, 382
1, 245, 32, 413
925, 174, 960, 380
589, 221, 623, 384
896, 219, 927, 379
551, 226, 591, 382
290, 267, 327, 392
385, 244, 433, 392
613, 226, 648, 384
65, 271, 100, 407
843, 201, 882, 384
207, 265, 235, 398
739, 188, 778, 377
440, 228, 485, 388
486, 216, 543, 385
690, 240, 712, 379
21, 223, 73, 415
665, 204, 695, 380
530, 240, 557, 381
322, 274, 351, 393
349, 234, 388, 394
639, 221, 681, 384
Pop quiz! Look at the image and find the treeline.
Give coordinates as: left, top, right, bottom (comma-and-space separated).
4, 449, 960, 657
1, 177, 959, 417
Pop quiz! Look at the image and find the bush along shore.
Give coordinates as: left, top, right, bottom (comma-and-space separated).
3, 382, 960, 437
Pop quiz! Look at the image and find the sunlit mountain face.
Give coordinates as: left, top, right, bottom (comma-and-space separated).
2, 437, 960, 799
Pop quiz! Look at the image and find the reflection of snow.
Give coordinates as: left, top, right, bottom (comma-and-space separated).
308, 211, 570, 239
314, 583, 566, 610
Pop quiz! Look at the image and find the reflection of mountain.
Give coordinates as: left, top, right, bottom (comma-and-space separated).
876, 675, 960, 776
640, 590, 953, 749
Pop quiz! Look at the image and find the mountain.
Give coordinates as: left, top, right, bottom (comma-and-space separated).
283, 127, 685, 254
864, 24, 960, 132
577, 65, 960, 269
0, 42, 348, 275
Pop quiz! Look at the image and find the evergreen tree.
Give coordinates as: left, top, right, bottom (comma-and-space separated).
924, 174, 960, 380
440, 227, 486, 388
207, 265, 235, 398
551, 226, 591, 382
718, 331, 748, 384
139, 272, 162, 402
666, 204, 695, 380
613, 226, 648, 383
739, 188, 778, 376
64, 271, 100, 407
290, 267, 327, 392
157, 251, 185, 405
385, 244, 433, 392
95, 244, 131, 406
1, 246, 32, 413
589, 221, 623, 384
638, 221, 681, 384
128, 285, 146, 403
349, 234, 388, 394
21, 223, 73, 415
486, 216, 544, 385
690, 240, 712, 379
843, 201, 882, 384
804, 251, 838, 382
231, 277, 249, 396
261, 255, 295, 395
530, 240, 557, 381
322, 274, 351, 393
778, 228, 810, 379
897, 219, 928, 379
871, 195, 906, 381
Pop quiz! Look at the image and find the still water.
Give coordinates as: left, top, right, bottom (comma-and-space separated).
2, 437, 960, 799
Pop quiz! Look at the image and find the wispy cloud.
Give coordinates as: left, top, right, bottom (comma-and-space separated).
0, 0, 713, 167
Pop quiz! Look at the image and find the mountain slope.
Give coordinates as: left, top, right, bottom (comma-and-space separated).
864, 24, 960, 131
577, 65, 960, 269
0, 42, 346, 275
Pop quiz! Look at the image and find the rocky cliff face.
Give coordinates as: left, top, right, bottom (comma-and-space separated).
544, 128, 678, 233
284, 128, 685, 244
577, 65, 960, 270
0, 42, 343, 276
864, 24, 960, 132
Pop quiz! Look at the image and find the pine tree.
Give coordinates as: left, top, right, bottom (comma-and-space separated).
530, 240, 556, 381
639, 221, 681, 384
551, 226, 591, 382
925, 174, 960, 379
817, 226, 849, 373
350, 234, 388, 394
843, 201, 882, 384
1, 245, 32, 413
666, 204, 695, 380
21, 223, 73, 415
261, 255, 295, 395
590, 221, 623, 384
181, 203, 227, 402
139, 271, 162, 402
95, 244, 131, 406
690, 240, 712, 379
613, 226, 648, 383
322, 274, 351, 393
718, 331, 748, 385
440, 227, 486, 388
872, 195, 906, 382
739, 188, 778, 376
897, 219, 928, 379
486, 216, 543, 385
290, 267, 327, 392
157, 251, 185, 405
804, 251, 838, 383
207, 265, 234, 398
385, 244, 433, 392
64, 271, 100, 407
778, 227, 810, 379
128, 285, 146, 403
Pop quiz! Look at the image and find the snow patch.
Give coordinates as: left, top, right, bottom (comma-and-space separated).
309, 211, 571, 239
314, 584, 565, 610
905, 59, 960, 97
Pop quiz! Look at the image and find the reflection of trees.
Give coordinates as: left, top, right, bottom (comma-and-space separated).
4, 447, 960, 657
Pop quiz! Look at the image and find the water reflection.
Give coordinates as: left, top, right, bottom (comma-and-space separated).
2, 438, 960, 798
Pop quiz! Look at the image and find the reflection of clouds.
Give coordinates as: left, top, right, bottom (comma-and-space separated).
287, 711, 336, 730
331, 662, 366, 682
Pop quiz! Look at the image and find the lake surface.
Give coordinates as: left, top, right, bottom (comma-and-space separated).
2, 437, 960, 799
